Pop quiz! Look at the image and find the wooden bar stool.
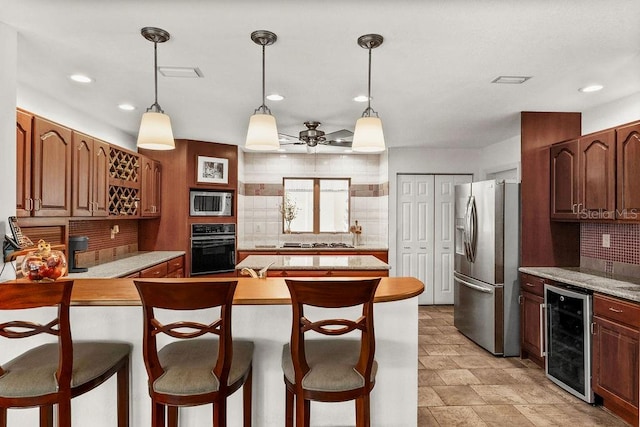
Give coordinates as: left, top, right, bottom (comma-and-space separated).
134, 280, 253, 427
281, 278, 381, 427
0, 280, 131, 427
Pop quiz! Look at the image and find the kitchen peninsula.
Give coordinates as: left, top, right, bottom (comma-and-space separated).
1, 277, 423, 426
235, 254, 390, 277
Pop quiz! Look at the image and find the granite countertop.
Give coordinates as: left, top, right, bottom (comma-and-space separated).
66, 251, 185, 279
236, 255, 390, 271
519, 266, 640, 302
237, 245, 389, 251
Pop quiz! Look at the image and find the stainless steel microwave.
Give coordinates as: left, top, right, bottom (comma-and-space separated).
189, 190, 232, 216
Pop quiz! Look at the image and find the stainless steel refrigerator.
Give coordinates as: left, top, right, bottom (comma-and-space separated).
454, 179, 520, 356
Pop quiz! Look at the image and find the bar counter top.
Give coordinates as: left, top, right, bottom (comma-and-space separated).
47, 276, 423, 306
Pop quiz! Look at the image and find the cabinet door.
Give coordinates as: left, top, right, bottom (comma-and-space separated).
72, 132, 94, 217
593, 315, 639, 422
550, 139, 579, 220
616, 122, 640, 220
16, 110, 33, 217
579, 130, 615, 219
520, 290, 544, 367
141, 156, 161, 217
32, 117, 72, 217
92, 139, 110, 217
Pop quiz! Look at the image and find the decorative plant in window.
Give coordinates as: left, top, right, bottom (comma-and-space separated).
279, 193, 299, 234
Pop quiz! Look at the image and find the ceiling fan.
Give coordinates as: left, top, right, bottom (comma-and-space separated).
279, 121, 353, 148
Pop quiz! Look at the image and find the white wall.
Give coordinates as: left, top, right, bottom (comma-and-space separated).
0, 23, 17, 281
18, 84, 136, 151
582, 91, 640, 134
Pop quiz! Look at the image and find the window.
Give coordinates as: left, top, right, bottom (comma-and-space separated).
283, 178, 350, 233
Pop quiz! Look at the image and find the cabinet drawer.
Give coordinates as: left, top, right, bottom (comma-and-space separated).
140, 262, 168, 278
520, 273, 546, 297
594, 293, 640, 328
167, 256, 184, 274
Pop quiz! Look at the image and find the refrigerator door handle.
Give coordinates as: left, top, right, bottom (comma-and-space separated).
463, 196, 472, 262
467, 196, 478, 262
454, 276, 493, 294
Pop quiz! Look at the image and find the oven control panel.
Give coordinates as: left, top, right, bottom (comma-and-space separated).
191, 223, 235, 237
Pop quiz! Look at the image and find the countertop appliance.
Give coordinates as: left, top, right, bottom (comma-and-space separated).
190, 223, 236, 275
68, 235, 89, 273
454, 180, 520, 356
544, 283, 594, 403
189, 190, 232, 217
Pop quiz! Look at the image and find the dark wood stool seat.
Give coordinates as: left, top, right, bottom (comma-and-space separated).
0, 280, 130, 427
282, 278, 381, 427
134, 280, 253, 427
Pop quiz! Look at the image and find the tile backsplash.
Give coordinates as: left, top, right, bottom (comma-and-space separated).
239, 152, 388, 248
581, 222, 640, 265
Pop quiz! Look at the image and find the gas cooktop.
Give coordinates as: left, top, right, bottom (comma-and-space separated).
281, 242, 354, 249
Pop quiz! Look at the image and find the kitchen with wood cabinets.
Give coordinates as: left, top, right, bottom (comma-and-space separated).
521, 112, 640, 426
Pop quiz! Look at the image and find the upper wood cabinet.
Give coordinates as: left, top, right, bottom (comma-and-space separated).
16, 110, 33, 217
140, 156, 161, 217
616, 122, 640, 220
25, 116, 72, 217
72, 132, 109, 217
579, 130, 616, 220
550, 139, 579, 219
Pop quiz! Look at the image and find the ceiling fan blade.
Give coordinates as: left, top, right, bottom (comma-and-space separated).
278, 133, 305, 145
323, 129, 353, 142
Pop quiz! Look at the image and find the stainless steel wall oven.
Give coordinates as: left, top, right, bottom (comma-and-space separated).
190, 223, 236, 275
544, 283, 594, 403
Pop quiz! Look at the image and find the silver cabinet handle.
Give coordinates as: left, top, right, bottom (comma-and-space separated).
608, 307, 623, 313
539, 303, 546, 358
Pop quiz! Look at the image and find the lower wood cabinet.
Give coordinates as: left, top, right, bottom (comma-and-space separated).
123, 255, 185, 279
237, 249, 388, 263
592, 293, 639, 427
519, 273, 546, 368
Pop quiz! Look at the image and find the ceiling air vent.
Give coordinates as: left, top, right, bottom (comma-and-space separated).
491, 76, 532, 84
158, 67, 204, 78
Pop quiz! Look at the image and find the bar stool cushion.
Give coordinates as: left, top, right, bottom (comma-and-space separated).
281, 339, 378, 393
0, 341, 132, 398
154, 339, 254, 396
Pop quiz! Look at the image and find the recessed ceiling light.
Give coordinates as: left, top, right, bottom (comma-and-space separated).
579, 84, 603, 93
158, 67, 203, 78
491, 76, 532, 84
266, 93, 284, 101
69, 74, 92, 83
353, 95, 370, 102
118, 103, 136, 111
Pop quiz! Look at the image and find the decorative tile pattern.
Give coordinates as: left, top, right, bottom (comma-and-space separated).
581, 222, 640, 265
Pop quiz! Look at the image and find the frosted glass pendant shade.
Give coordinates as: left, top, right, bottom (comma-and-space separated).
352, 116, 385, 152
245, 113, 279, 151
137, 111, 175, 150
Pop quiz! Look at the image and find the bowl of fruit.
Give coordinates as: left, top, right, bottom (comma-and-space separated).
21, 240, 67, 282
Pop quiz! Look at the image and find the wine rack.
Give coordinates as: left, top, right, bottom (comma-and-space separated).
109, 148, 139, 182
108, 147, 140, 217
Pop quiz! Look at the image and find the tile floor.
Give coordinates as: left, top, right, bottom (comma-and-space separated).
418, 305, 630, 426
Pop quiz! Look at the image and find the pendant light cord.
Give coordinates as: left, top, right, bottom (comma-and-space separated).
255, 42, 272, 115
362, 44, 378, 118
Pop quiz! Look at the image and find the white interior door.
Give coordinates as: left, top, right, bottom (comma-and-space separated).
434, 175, 472, 304
397, 175, 433, 304
397, 174, 472, 305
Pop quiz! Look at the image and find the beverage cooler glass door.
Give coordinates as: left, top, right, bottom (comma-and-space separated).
544, 284, 594, 403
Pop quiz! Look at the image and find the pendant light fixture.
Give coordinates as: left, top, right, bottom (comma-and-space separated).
352, 34, 385, 153
137, 27, 175, 150
245, 30, 280, 151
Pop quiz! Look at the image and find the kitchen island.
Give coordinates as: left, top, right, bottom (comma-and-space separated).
235, 254, 390, 277
1, 277, 423, 427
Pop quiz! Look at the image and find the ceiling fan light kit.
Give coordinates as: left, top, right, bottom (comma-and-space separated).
352, 33, 386, 153
137, 26, 175, 151
245, 30, 280, 151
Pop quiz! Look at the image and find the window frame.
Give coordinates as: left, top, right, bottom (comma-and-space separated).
282, 177, 351, 234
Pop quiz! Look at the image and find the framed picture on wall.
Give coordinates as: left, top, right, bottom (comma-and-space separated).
196, 156, 228, 184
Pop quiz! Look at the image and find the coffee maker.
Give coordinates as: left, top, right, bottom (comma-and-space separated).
68, 236, 89, 273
